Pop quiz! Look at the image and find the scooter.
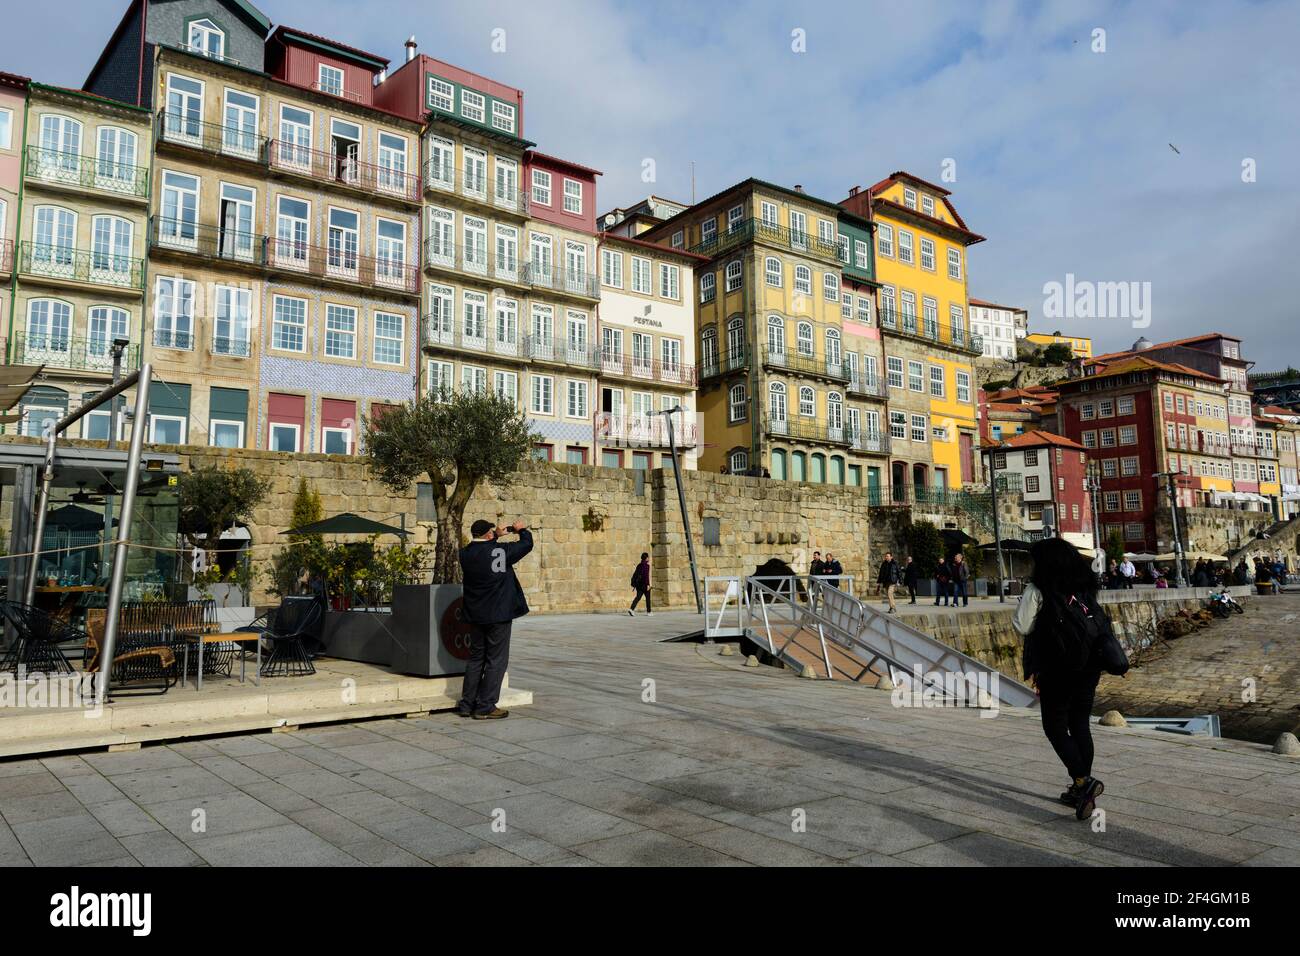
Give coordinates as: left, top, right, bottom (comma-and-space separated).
1207, 590, 1244, 617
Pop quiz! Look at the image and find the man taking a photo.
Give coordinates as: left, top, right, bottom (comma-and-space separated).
457, 518, 533, 720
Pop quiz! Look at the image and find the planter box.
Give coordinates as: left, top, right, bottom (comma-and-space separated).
322, 609, 395, 666
318, 585, 469, 678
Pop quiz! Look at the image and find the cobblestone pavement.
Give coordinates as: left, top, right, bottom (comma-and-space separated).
1096, 591, 1300, 743
2, 610, 1298, 866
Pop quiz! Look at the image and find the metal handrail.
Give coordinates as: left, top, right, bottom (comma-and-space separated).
18, 241, 146, 291
25, 146, 150, 198
421, 160, 527, 214
269, 139, 420, 202
156, 110, 268, 162
13, 332, 141, 371
689, 217, 841, 260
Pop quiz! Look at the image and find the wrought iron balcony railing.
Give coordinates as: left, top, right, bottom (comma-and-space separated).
424, 240, 528, 287
848, 429, 890, 454
761, 345, 851, 382
153, 328, 195, 351
523, 261, 600, 299
267, 237, 418, 294
422, 319, 602, 369
878, 307, 983, 355
0, 238, 12, 275
689, 217, 841, 260
18, 241, 145, 291
152, 216, 266, 266
698, 347, 748, 380
762, 415, 853, 446
598, 351, 696, 386
847, 374, 887, 398
156, 110, 268, 163
595, 412, 698, 449
25, 146, 150, 199
421, 161, 527, 215
13, 332, 140, 372
269, 140, 420, 203
212, 335, 252, 358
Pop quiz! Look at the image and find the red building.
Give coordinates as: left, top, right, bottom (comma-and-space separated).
992, 430, 1092, 546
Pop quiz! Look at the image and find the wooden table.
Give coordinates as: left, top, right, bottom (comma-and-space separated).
35, 585, 104, 594
180, 631, 262, 690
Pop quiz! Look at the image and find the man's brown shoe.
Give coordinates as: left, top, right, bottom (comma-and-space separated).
472, 708, 509, 720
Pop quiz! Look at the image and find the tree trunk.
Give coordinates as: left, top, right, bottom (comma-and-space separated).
433, 510, 464, 583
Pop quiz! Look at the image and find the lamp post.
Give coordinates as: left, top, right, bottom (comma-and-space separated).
1155, 470, 1188, 588
652, 406, 703, 613
981, 447, 1007, 603
102, 336, 130, 567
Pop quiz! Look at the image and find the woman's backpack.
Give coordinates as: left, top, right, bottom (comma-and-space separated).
1041, 592, 1129, 676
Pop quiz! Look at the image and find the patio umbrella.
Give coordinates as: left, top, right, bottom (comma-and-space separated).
47, 504, 118, 530
280, 512, 410, 537
1123, 552, 1158, 562
978, 538, 1032, 552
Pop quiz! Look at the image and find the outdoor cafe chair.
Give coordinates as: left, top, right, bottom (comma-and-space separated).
0, 601, 80, 676
259, 596, 323, 678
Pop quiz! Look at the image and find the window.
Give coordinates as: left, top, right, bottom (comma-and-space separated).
325, 304, 357, 359
1025, 475, 1040, 494
1123, 490, 1142, 511
823, 272, 839, 301
727, 205, 744, 233
877, 223, 893, 258
1099, 399, 1114, 417
492, 102, 516, 133
701, 217, 717, 244
1121, 456, 1139, 476
531, 169, 551, 206
908, 360, 923, 392
1080, 403, 1096, 420
659, 263, 680, 300
213, 286, 251, 356
428, 77, 454, 112
530, 375, 554, 414
890, 411, 907, 440
187, 18, 225, 59
1125, 522, 1145, 541
86, 306, 128, 362
25, 298, 72, 355
760, 201, 778, 227
1024, 450, 1039, 466
377, 133, 408, 193
566, 380, 588, 418
209, 419, 243, 448
153, 276, 194, 349
919, 238, 935, 271
494, 370, 518, 403
765, 257, 782, 286
1082, 431, 1097, 449
374, 311, 404, 365
929, 365, 945, 398
1104, 492, 1120, 512
318, 64, 345, 98
799, 386, 815, 418
150, 415, 186, 445
270, 422, 300, 452
632, 256, 652, 294
887, 356, 904, 389
729, 384, 747, 422
460, 89, 485, 123
922, 195, 935, 217
661, 338, 680, 373
725, 260, 742, 292
947, 247, 961, 280
427, 360, 454, 399
1100, 428, 1116, 448
910, 414, 927, 443
1119, 426, 1137, 445
1163, 392, 1174, 411
1118, 395, 1135, 415
1101, 458, 1118, 478
0, 108, 11, 150
903, 187, 917, 209
956, 370, 971, 404
897, 230, 914, 265
563, 179, 583, 214
788, 210, 807, 245
601, 248, 622, 288
700, 272, 716, 303
768, 382, 787, 423
730, 451, 748, 474
461, 365, 488, 395
322, 426, 352, 456
854, 239, 869, 271
793, 265, 811, 294
671, 230, 683, 249
796, 322, 813, 356
376, 219, 407, 285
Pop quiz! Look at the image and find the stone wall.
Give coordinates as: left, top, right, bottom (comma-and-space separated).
1158, 504, 1276, 556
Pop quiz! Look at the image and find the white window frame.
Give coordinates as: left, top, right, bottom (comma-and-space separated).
318, 64, 345, 98
563, 178, 583, 215
322, 425, 353, 456
269, 422, 301, 453
531, 168, 551, 206
149, 413, 187, 445
209, 419, 245, 448
373, 310, 405, 366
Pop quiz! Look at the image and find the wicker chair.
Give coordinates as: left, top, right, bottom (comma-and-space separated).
83, 622, 178, 696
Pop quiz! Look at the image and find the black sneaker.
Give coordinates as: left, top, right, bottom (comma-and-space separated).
1059, 781, 1084, 806
1074, 777, 1104, 820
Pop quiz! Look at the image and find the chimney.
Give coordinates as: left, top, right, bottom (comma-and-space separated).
793, 184, 804, 193
405, 36, 417, 63
376, 68, 387, 85
848, 186, 859, 197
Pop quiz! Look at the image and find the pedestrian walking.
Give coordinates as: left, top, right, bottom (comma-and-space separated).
456, 519, 534, 720
824, 552, 843, 589
810, 551, 826, 578
1013, 538, 1110, 821
902, 555, 919, 604
628, 551, 652, 616
876, 551, 900, 614
951, 552, 971, 606
933, 557, 952, 606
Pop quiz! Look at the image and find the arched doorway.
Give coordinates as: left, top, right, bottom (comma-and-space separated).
891, 460, 907, 502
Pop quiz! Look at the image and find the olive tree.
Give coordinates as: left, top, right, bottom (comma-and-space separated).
363, 391, 537, 583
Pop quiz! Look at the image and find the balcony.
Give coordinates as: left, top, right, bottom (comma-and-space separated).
152, 328, 195, 352
424, 240, 528, 288
178, 43, 241, 66
422, 161, 528, 216
762, 416, 853, 446
761, 345, 851, 383
0, 239, 11, 276
269, 140, 420, 204
1168, 434, 1231, 457
848, 429, 890, 454
598, 351, 695, 387
422, 320, 600, 369
267, 237, 419, 295
879, 308, 983, 356
1232, 442, 1277, 459
18, 242, 145, 291
689, 217, 841, 261
156, 110, 267, 164
25, 147, 150, 200
699, 347, 748, 380
847, 374, 887, 398
152, 216, 266, 267
595, 412, 698, 449
13, 332, 140, 372
212, 335, 252, 358
523, 262, 600, 300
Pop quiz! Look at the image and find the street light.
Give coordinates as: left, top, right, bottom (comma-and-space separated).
980, 446, 1007, 603
1154, 469, 1188, 588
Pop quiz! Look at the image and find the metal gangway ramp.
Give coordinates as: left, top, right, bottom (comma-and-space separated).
705, 574, 1037, 709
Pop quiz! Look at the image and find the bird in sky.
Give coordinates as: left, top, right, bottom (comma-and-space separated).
1168, 143, 1181, 154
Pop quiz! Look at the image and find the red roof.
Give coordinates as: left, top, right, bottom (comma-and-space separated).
999, 429, 1086, 451
1076, 355, 1225, 385
270, 26, 390, 66
597, 232, 709, 263
1088, 332, 1242, 366
524, 150, 603, 177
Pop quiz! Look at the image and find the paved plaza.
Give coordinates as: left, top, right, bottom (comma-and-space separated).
1, 609, 1298, 866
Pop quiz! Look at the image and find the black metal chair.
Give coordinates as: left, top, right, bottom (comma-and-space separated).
0, 601, 81, 676
260, 597, 323, 678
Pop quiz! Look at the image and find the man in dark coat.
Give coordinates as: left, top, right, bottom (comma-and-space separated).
823, 553, 843, 589
810, 551, 826, 578
457, 518, 533, 719
876, 552, 900, 613
902, 555, 919, 604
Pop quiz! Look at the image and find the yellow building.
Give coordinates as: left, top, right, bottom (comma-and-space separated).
642, 179, 887, 484
1026, 331, 1092, 359
842, 172, 984, 493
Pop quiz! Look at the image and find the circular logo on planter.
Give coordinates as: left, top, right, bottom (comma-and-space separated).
440, 598, 474, 660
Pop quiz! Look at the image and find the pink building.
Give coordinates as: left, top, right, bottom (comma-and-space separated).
0, 72, 28, 359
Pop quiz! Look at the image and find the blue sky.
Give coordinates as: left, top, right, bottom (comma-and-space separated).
4, 0, 1298, 367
